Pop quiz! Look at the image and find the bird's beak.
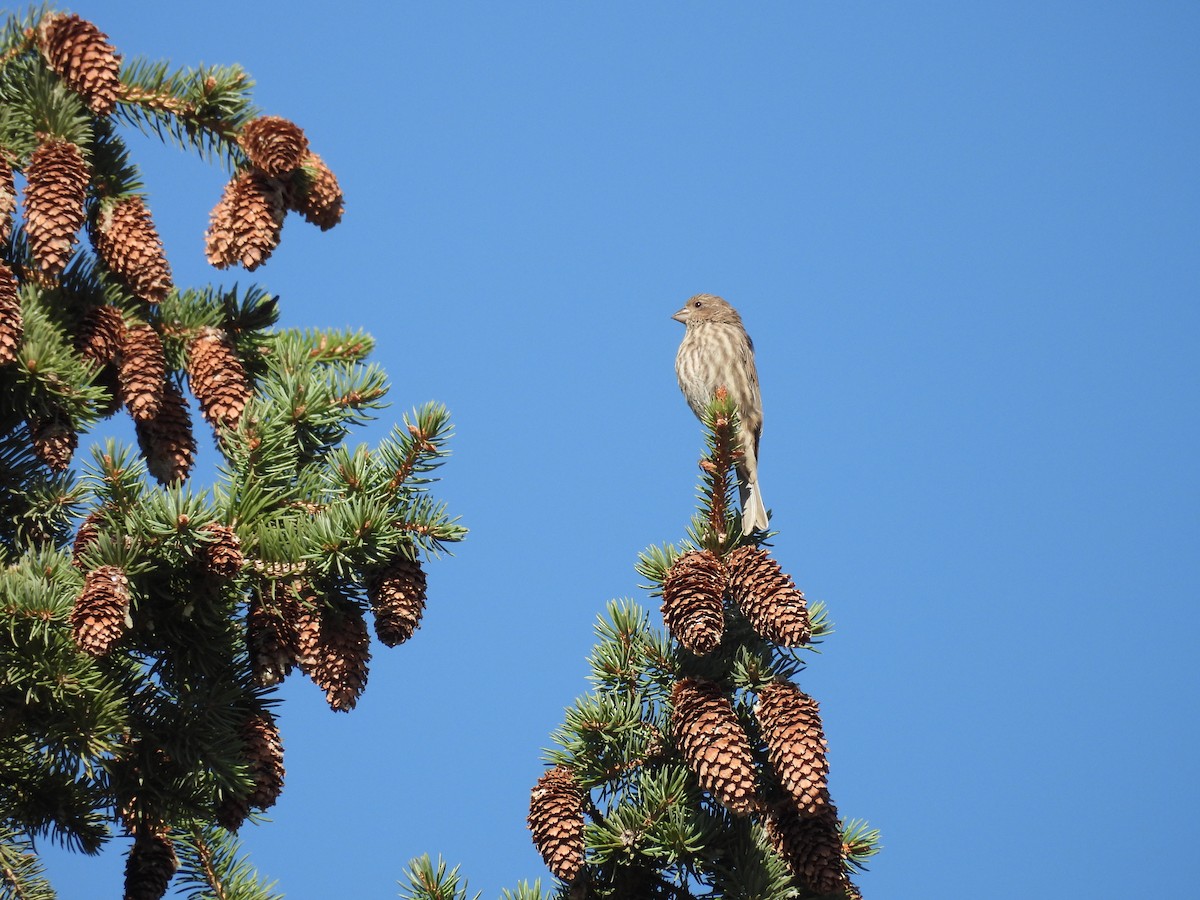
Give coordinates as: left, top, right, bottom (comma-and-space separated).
672, 306, 688, 323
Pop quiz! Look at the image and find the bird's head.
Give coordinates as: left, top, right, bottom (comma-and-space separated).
672, 293, 742, 327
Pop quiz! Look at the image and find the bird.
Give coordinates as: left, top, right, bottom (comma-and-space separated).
673, 293, 769, 533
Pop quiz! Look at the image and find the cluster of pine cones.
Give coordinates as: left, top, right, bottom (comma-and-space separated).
529, 545, 858, 897
246, 555, 428, 712
70, 513, 428, 713
0, 12, 343, 478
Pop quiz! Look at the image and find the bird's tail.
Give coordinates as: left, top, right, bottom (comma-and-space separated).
739, 478, 769, 533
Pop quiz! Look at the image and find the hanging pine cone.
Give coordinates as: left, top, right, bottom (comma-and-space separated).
71, 510, 103, 569
239, 116, 309, 177
285, 153, 343, 231
135, 380, 195, 484
201, 523, 243, 578
204, 169, 285, 271
0, 154, 15, 243
366, 555, 426, 647
528, 766, 585, 883
726, 545, 811, 647
764, 804, 847, 896
0, 261, 21, 365
187, 326, 251, 430
75, 304, 126, 366
661, 549, 726, 656
37, 13, 122, 116
94, 196, 172, 304
242, 712, 285, 810
30, 414, 76, 472
294, 592, 370, 712
117, 323, 166, 422
218, 711, 286, 831
247, 583, 299, 687
755, 680, 830, 817
23, 138, 89, 276
215, 792, 249, 833
71, 564, 130, 657
670, 677, 760, 816
122, 830, 177, 900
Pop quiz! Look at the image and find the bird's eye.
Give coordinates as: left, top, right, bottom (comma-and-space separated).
693, 300, 702, 308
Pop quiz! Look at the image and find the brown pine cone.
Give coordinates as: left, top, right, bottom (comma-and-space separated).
135, 381, 195, 484
23, 139, 89, 275
200, 523, 243, 578
661, 549, 726, 655
528, 766, 585, 883
94, 196, 172, 304
70, 564, 130, 657
727, 545, 811, 647
366, 555, 426, 647
764, 804, 847, 896
71, 510, 103, 569
0, 154, 15, 243
755, 680, 830, 816
0, 261, 21, 365
285, 153, 343, 230
239, 116, 309, 177
187, 326, 251, 430
118, 324, 166, 422
204, 170, 285, 271
247, 582, 299, 687
37, 13, 122, 116
30, 414, 76, 472
294, 591, 370, 712
122, 830, 177, 900
242, 712, 285, 810
671, 677, 760, 816
75, 305, 127, 367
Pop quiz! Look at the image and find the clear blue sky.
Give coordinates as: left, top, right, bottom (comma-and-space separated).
36, 2, 1200, 897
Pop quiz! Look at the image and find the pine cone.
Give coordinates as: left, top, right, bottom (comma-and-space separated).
122, 830, 177, 900
661, 549, 726, 655
367, 555, 426, 647
764, 804, 847, 896
75, 305, 126, 367
215, 793, 250, 833
294, 592, 370, 712
671, 677, 760, 816
201, 523, 243, 578
247, 583, 299, 687
243, 712, 285, 810
187, 326, 251, 430
0, 154, 15, 243
0, 261, 21, 365
71, 510, 103, 568
219, 712, 285, 831
71, 564, 130, 657
239, 116, 309, 177
204, 170, 285, 270
528, 766, 585, 883
94, 196, 172, 304
23, 139, 89, 276
37, 13, 122, 116
30, 414, 76, 472
118, 324, 166, 422
135, 380, 195, 484
726, 545, 811, 647
285, 153, 343, 230
755, 681, 830, 816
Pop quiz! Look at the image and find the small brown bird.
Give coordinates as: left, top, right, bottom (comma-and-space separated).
673, 293, 769, 532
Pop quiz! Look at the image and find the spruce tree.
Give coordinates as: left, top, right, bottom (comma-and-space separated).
400, 392, 879, 900
526, 391, 877, 898
0, 8, 463, 899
